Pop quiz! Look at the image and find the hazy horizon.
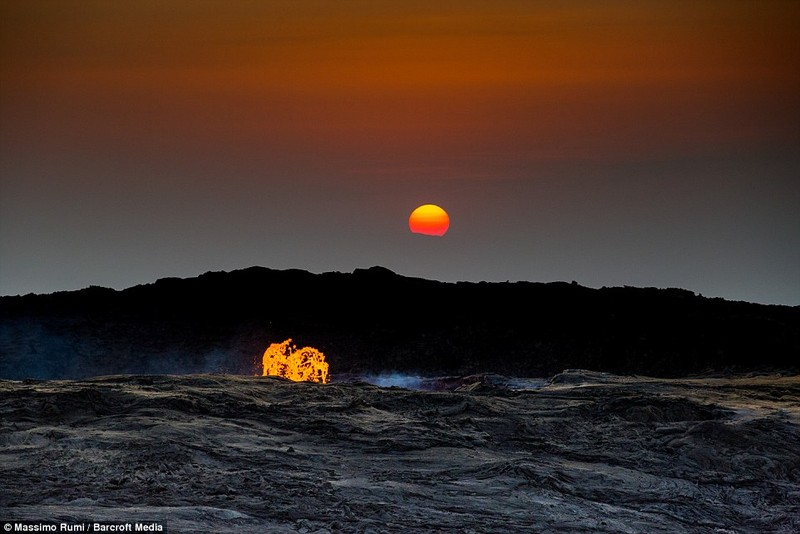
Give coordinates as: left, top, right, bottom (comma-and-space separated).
1, 263, 795, 309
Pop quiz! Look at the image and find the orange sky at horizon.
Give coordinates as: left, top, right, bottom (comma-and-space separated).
3, 0, 798, 178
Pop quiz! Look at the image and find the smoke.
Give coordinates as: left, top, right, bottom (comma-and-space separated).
352, 373, 549, 392
0, 317, 249, 380
361, 373, 428, 390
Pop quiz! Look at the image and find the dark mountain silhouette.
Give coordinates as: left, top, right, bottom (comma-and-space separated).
1, 266, 798, 380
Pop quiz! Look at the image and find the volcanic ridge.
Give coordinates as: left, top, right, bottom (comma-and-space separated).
1, 266, 798, 380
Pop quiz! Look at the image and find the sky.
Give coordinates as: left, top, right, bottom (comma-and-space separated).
1, 1, 799, 305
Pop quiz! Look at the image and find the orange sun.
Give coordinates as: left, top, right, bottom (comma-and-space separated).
409, 204, 450, 236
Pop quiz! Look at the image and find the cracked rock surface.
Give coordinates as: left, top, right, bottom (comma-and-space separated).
2, 371, 799, 533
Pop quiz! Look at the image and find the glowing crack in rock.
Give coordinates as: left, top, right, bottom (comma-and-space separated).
261, 339, 329, 383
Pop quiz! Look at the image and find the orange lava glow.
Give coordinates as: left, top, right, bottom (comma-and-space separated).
261, 339, 329, 383
409, 204, 450, 236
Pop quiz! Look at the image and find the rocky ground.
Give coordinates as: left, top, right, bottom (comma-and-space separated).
1, 371, 799, 533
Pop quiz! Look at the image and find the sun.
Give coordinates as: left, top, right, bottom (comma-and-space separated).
409, 204, 450, 236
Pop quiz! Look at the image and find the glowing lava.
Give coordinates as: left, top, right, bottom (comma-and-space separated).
261, 339, 329, 383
